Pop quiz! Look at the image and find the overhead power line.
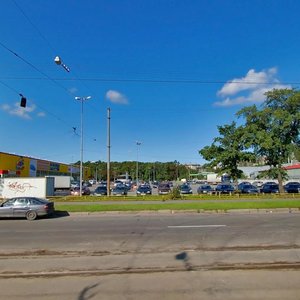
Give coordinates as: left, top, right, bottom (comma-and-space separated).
0, 41, 72, 95
0, 76, 299, 85
12, 0, 57, 53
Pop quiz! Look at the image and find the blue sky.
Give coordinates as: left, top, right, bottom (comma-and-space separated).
0, 0, 299, 165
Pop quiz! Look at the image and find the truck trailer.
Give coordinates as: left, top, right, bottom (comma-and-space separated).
0, 177, 54, 199
46, 176, 72, 190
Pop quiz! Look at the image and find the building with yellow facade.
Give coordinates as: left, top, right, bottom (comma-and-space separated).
0, 152, 90, 180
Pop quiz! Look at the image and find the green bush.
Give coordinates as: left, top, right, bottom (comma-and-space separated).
168, 186, 181, 199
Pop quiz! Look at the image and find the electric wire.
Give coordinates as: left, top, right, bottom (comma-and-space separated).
12, 0, 99, 108
10, 0, 100, 141
12, 0, 57, 53
0, 41, 73, 96
1, 75, 299, 86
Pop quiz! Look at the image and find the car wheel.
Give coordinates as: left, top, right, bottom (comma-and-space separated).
26, 210, 37, 221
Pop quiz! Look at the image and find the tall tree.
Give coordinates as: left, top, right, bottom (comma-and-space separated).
199, 122, 255, 181
237, 88, 300, 192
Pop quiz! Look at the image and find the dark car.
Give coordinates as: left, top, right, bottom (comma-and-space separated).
136, 185, 152, 196
0, 197, 55, 220
112, 186, 128, 196
237, 182, 252, 190
284, 182, 300, 193
71, 186, 91, 196
179, 184, 193, 194
83, 181, 92, 187
197, 184, 214, 194
152, 181, 159, 188
93, 185, 107, 196
158, 183, 171, 195
215, 183, 235, 194
261, 183, 279, 193
239, 184, 259, 194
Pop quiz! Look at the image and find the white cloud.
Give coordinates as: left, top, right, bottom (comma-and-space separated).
0, 102, 45, 119
69, 87, 78, 94
105, 90, 128, 105
214, 68, 291, 107
37, 111, 46, 117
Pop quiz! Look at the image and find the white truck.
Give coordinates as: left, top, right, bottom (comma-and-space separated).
206, 173, 222, 184
46, 176, 72, 190
0, 177, 55, 199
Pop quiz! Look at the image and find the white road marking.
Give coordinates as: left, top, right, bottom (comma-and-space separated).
167, 225, 227, 228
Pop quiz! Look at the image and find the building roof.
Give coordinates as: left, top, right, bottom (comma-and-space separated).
283, 163, 300, 170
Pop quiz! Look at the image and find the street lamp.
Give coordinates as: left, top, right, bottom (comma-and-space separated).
136, 141, 142, 187
54, 56, 70, 72
75, 96, 91, 196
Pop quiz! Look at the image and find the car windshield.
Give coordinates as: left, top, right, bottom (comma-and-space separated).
202, 186, 211, 190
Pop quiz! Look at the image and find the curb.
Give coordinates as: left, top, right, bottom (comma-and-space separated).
61, 208, 300, 216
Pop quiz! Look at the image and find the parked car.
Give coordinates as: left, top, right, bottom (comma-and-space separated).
89, 179, 96, 185
112, 186, 128, 196
284, 182, 300, 193
252, 181, 264, 188
197, 184, 214, 194
238, 184, 259, 194
136, 185, 152, 196
215, 183, 235, 194
71, 181, 80, 188
93, 185, 107, 196
261, 183, 279, 193
158, 183, 171, 195
237, 182, 252, 190
0, 197, 55, 220
71, 186, 91, 196
179, 184, 193, 194
152, 181, 159, 188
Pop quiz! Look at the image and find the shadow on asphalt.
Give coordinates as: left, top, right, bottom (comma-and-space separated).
175, 251, 193, 271
51, 210, 70, 219
0, 211, 70, 221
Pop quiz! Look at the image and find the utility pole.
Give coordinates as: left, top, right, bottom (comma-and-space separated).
75, 96, 91, 196
107, 108, 111, 196
136, 141, 142, 187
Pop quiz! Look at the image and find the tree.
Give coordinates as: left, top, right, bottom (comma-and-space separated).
199, 121, 255, 181
293, 145, 300, 161
237, 88, 300, 192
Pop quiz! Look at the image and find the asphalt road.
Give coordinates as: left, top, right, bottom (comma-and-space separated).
0, 212, 299, 299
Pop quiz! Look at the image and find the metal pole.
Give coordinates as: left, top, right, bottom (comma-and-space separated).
107, 108, 111, 196
79, 99, 83, 196
75, 96, 91, 197
136, 144, 139, 186
136, 141, 141, 187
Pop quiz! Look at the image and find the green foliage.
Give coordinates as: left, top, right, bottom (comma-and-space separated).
200, 88, 300, 193
168, 186, 181, 199
236, 88, 300, 192
199, 122, 256, 181
83, 160, 190, 182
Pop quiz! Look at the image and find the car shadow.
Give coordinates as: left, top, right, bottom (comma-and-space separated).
0, 211, 70, 221
50, 210, 70, 219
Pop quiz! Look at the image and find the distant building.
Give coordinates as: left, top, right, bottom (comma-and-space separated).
283, 163, 300, 181
239, 163, 300, 181
0, 151, 90, 180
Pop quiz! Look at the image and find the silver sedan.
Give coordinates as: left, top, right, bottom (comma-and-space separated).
0, 197, 55, 220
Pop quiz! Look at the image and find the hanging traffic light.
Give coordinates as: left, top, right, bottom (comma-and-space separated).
20, 95, 27, 107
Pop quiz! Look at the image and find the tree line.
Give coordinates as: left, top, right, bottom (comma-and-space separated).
82, 160, 192, 183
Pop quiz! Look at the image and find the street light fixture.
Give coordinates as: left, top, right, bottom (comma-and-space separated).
75, 96, 91, 196
54, 56, 70, 72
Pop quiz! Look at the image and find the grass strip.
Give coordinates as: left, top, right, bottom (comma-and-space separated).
51, 193, 300, 202
55, 199, 300, 213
